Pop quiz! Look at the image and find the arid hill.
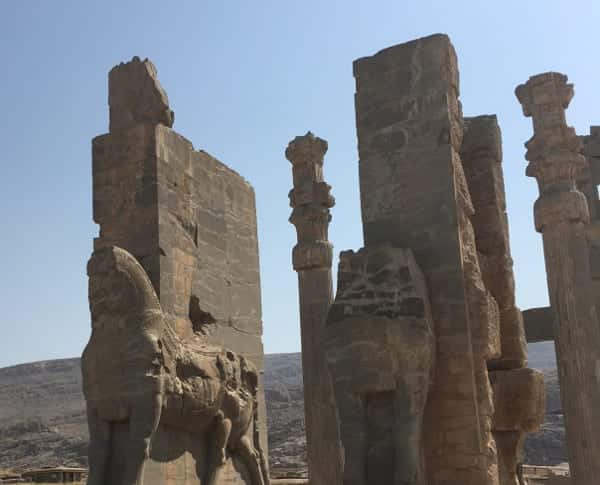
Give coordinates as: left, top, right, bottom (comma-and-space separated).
0, 343, 563, 472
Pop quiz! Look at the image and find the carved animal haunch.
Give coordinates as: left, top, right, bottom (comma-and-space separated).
82, 246, 269, 485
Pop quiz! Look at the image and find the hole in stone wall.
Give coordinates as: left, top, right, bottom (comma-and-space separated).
189, 294, 216, 335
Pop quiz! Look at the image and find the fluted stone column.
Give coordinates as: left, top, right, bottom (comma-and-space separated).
516, 72, 600, 485
285, 132, 343, 485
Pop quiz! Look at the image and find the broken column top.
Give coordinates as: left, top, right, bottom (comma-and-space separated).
108, 56, 174, 132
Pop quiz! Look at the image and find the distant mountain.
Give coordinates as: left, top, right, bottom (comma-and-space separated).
0, 358, 87, 471
0, 346, 563, 472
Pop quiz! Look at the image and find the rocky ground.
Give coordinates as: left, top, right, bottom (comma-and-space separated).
0, 344, 563, 473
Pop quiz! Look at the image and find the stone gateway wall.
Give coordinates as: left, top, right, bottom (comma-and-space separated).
318, 34, 545, 485
353, 34, 500, 485
87, 57, 268, 484
462, 115, 545, 485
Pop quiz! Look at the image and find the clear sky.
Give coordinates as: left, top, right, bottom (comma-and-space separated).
1, 0, 599, 368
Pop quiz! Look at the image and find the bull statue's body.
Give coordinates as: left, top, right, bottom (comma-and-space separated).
82, 246, 269, 485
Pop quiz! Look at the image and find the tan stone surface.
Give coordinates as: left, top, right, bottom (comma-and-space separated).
490, 368, 545, 433
461, 115, 527, 369
108, 57, 174, 132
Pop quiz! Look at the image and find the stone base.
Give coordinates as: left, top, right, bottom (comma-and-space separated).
108, 423, 252, 485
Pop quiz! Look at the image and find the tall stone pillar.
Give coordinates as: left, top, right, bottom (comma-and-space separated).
516, 72, 600, 485
285, 132, 343, 484
353, 34, 499, 485
580, 128, 600, 315
461, 115, 544, 485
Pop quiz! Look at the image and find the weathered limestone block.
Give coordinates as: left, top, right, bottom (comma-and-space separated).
108, 57, 174, 132
461, 205, 501, 362
325, 245, 435, 485
517, 71, 600, 485
83, 246, 269, 485
490, 369, 545, 485
88, 57, 268, 483
354, 34, 499, 484
459, 113, 544, 485
285, 132, 343, 485
494, 433, 525, 485
461, 116, 510, 306
461, 115, 527, 369
490, 369, 545, 433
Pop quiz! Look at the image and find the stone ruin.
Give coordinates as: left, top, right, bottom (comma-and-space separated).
80, 33, 600, 485
83, 57, 268, 485
516, 72, 600, 485
286, 34, 546, 485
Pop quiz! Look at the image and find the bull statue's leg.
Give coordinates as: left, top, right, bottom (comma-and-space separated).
336, 390, 366, 485
206, 412, 232, 485
123, 394, 162, 485
394, 376, 428, 485
257, 438, 270, 485
87, 406, 111, 485
237, 435, 266, 485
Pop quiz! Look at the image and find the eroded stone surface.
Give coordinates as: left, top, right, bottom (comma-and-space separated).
461, 115, 526, 370
83, 247, 268, 485
108, 57, 174, 132
325, 245, 434, 485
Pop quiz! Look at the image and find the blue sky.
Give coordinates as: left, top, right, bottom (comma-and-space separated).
1, 1, 598, 368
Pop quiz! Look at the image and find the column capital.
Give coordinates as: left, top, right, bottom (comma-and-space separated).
285, 131, 328, 166
516, 72, 573, 120
516, 72, 589, 229
515, 72, 585, 174
286, 132, 334, 271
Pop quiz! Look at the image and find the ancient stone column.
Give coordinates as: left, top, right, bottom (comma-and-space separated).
516, 72, 600, 485
285, 132, 343, 484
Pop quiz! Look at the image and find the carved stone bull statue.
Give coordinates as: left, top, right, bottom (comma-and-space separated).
325, 246, 435, 485
82, 246, 269, 485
